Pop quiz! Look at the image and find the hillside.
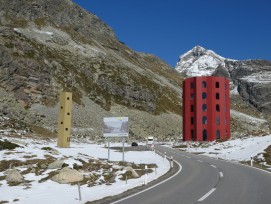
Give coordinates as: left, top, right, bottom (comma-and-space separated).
0, 0, 184, 140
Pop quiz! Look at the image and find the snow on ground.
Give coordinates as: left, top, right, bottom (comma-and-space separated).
2, 134, 271, 203
0, 137, 170, 204
174, 135, 271, 162
230, 86, 239, 95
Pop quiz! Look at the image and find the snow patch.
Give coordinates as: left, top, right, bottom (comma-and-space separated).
184, 135, 271, 162
0, 137, 170, 203
175, 46, 235, 77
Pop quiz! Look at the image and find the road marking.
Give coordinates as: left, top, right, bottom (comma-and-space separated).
220, 172, 223, 178
197, 160, 203, 162
210, 165, 217, 168
198, 188, 216, 202
112, 151, 182, 204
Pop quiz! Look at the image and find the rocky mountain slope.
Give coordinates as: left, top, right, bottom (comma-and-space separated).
0, 0, 184, 140
0, 0, 269, 141
175, 45, 227, 76
176, 46, 271, 136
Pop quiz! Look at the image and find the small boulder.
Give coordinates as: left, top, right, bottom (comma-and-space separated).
47, 160, 65, 169
6, 169, 24, 184
109, 173, 117, 183
123, 166, 139, 178
51, 167, 83, 184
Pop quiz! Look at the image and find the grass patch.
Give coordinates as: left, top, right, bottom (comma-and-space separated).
263, 145, 271, 165
41, 147, 54, 151
173, 145, 187, 148
0, 140, 20, 150
34, 18, 47, 28
0, 158, 55, 173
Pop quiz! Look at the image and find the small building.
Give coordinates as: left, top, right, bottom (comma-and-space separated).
182, 76, 230, 141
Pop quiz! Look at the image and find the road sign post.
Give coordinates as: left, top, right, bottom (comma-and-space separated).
103, 117, 129, 161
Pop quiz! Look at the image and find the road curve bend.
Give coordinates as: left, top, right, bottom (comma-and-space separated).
114, 145, 271, 204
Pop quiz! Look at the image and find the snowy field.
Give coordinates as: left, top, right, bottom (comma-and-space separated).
171, 134, 271, 163
1, 134, 271, 203
0, 137, 170, 204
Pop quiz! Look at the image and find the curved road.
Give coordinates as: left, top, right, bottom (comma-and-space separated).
114, 145, 271, 204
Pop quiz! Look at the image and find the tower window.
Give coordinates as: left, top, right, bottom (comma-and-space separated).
216, 116, 220, 125
190, 82, 194, 88
67, 97, 70, 100
202, 116, 207, 124
202, 81, 207, 88
191, 130, 195, 140
216, 93, 220, 100
216, 82, 219, 88
216, 104, 220, 112
216, 130, 220, 139
202, 104, 207, 112
203, 129, 207, 141
202, 92, 207, 99
190, 93, 194, 100
191, 105, 194, 112
191, 117, 194, 125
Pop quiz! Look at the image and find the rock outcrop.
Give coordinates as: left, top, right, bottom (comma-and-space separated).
123, 166, 139, 178
225, 60, 271, 113
51, 167, 83, 184
47, 160, 65, 169
5, 169, 24, 184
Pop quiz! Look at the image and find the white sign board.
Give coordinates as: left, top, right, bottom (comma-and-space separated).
103, 117, 129, 137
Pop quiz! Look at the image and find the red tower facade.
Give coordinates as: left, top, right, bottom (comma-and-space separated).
183, 76, 230, 141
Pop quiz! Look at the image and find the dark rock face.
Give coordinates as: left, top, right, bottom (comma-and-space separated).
224, 60, 271, 113
211, 65, 230, 79
237, 75, 271, 113
0, 0, 115, 42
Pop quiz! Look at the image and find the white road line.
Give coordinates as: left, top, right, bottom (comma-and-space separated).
210, 165, 217, 168
198, 188, 216, 202
197, 160, 203, 162
112, 151, 182, 204
220, 172, 223, 178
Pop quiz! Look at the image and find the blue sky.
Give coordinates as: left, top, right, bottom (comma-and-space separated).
73, 0, 271, 67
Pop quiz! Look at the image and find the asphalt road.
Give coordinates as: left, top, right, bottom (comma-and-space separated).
113, 145, 271, 204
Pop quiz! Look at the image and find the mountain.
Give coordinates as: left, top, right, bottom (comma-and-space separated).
0, 0, 269, 140
0, 0, 184, 140
175, 45, 230, 76
175, 46, 271, 136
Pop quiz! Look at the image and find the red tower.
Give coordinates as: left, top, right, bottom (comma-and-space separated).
183, 76, 230, 141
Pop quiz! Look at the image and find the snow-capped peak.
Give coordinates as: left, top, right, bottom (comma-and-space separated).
175, 46, 233, 77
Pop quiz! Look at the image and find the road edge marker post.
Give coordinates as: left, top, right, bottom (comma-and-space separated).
144, 165, 148, 185
170, 156, 173, 169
